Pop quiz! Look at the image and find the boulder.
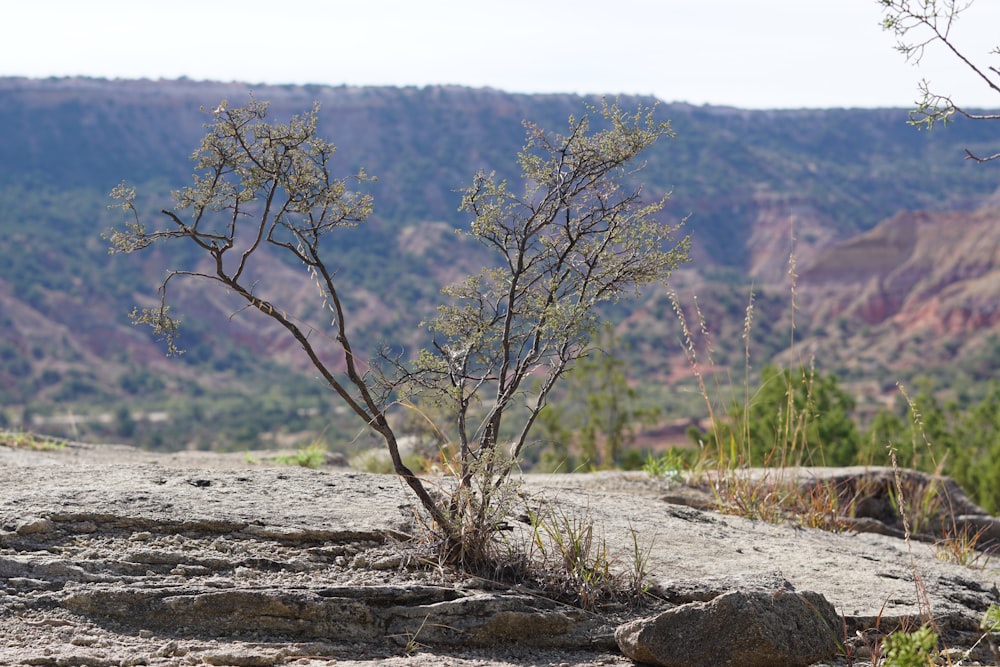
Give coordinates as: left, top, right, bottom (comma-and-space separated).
615, 589, 840, 667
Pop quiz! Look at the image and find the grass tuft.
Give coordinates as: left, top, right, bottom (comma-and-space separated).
275, 439, 327, 468
934, 523, 993, 569
0, 429, 66, 451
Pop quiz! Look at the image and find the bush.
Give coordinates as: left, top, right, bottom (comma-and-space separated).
108, 97, 688, 566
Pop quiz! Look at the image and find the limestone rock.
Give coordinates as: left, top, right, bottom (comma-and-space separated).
615, 589, 840, 667
3, 448, 999, 666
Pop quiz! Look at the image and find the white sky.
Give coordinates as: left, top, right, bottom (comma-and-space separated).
4, 0, 999, 109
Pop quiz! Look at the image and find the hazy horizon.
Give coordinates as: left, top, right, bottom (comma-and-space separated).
5, 1, 1000, 110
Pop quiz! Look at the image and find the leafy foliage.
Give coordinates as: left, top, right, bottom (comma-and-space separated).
882, 624, 938, 667
864, 382, 1000, 513
693, 364, 862, 467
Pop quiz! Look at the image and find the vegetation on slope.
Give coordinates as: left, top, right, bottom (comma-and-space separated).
1, 78, 999, 468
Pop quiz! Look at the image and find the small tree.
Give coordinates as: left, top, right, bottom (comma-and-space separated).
878, 0, 999, 162
109, 97, 688, 560
408, 101, 688, 559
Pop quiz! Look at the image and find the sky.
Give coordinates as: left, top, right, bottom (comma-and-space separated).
4, 1, 999, 109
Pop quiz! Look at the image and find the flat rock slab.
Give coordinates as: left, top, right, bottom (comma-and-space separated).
1, 443, 999, 666
526, 470, 1000, 628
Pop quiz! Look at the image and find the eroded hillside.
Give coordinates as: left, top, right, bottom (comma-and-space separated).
1, 76, 998, 450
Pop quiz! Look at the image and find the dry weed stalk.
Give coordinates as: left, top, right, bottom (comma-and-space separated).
668, 241, 997, 663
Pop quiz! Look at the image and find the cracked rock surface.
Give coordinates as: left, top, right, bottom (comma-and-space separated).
1, 443, 998, 666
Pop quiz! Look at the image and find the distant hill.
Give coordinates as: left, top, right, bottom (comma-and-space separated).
1, 76, 998, 451
797, 199, 1000, 377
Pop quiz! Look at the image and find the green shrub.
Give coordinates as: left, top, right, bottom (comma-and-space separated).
882, 625, 938, 667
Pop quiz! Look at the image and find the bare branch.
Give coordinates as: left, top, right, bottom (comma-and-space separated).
420, 99, 689, 490
878, 0, 999, 160
109, 97, 453, 537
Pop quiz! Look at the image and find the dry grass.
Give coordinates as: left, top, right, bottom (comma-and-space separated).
667, 245, 999, 664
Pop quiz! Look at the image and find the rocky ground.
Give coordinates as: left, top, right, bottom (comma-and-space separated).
1, 440, 999, 666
